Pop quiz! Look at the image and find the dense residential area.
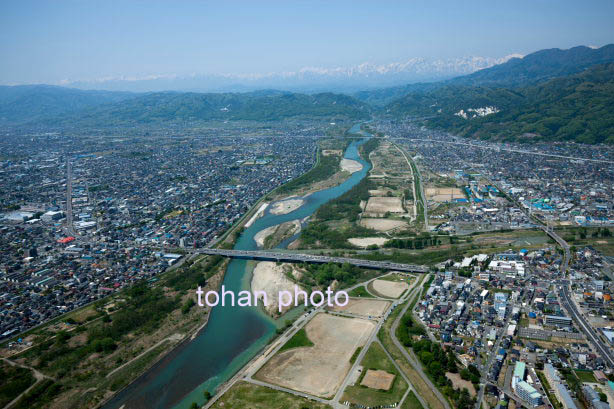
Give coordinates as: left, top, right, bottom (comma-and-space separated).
0, 122, 323, 339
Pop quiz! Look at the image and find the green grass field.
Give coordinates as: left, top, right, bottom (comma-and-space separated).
348, 286, 374, 298
554, 227, 614, 256
341, 342, 408, 407
402, 390, 425, 409
574, 370, 597, 383
210, 381, 330, 409
0, 363, 36, 408
349, 347, 363, 364
378, 273, 413, 282
278, 328, 314, 353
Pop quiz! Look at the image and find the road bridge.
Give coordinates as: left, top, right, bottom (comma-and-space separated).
192, 248, 429, 273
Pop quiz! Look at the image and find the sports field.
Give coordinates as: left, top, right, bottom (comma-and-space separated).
330, 298, 390, 317
256, 313, 375, 398
370, 279, 408, 298
365, 197, 405, 213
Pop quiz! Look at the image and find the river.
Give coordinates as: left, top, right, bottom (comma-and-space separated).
103, 127, 371, 409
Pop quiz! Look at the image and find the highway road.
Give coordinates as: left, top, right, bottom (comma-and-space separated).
560, 285, 614, 368
64, 157, 77, 238
396, 138, 614, 165
193, 248, 429, 273
392, 143, 428, 229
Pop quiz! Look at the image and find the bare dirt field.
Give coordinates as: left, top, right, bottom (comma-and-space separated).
361, 369, 396, 390
365, 197, 404, 213
446, 372, 476, 396
251, 262, 304, 315
270, 198, 305, 215
256, 313, 375, 398
369, 142, 413, 179
371, 279, 408, 298
330, 298, 390, 317
347, 237, 388, 248
322, 149, 342, 156
368, 189, 392, 197
426, 187, 465, 202
340, 158, 363, 174
360, 218, 408, 232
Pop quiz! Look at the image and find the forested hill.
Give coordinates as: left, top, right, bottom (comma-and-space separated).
355, 44, 614, 107
388, 63, 614, 144
0, 85, 135, 125
0, 87, 370, 126
450, 44, 614, 87
2, 45, 613, 143
62, 92, 370, 125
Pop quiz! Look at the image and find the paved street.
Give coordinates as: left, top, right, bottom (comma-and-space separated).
64, 157, 78, 238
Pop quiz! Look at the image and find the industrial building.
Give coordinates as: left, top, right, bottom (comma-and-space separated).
545, 314, 573, 327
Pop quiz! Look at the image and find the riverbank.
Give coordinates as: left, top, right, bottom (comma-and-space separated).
101, 133, 373, 409
94, 257, 231, 409
244, 202, 269, 228
3, 250, 229, 409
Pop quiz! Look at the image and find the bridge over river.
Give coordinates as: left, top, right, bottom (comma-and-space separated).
191, 248, 429, 273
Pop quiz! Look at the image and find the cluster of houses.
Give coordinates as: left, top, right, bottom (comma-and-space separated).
376, 119, 614, 233
0, 121, 327, 340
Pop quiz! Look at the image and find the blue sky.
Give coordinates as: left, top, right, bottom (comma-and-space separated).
1, 0, 613, 85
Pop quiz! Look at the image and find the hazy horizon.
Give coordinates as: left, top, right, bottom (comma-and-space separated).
2, 0, 614, 92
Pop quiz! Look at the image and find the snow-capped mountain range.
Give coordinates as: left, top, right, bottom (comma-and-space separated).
62, 54, 523, 93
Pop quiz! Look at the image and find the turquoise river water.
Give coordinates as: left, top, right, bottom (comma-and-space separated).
103, 125, 370, 409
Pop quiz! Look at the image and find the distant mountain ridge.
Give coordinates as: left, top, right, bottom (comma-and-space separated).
2, 44, 613, 143
59, 91, 371, 125
0, 85, 134, 125
449, 44, 614, 87
0, 87, 370, 126
58, 55, 517, 93
356, 44, 614, 106
436, 63, 614, 144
